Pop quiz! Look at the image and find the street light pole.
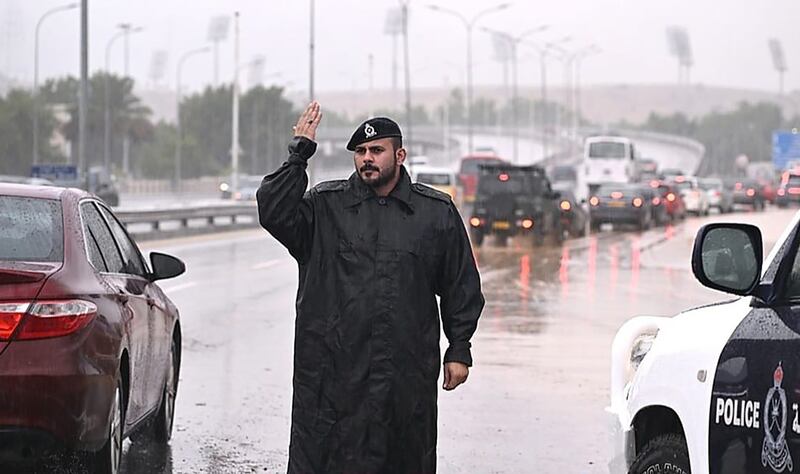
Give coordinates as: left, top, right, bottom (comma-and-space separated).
481, 25, 548, 163
33, 2, 78, 166
231, 12, 241, 197
174, 47, 210, 191
400, 0, 413, 158
78, 0, 88, 184
427, 3, 511, 155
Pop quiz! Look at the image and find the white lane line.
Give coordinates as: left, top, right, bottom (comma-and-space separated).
251, 258, 288, 271
160, 282, 198, 294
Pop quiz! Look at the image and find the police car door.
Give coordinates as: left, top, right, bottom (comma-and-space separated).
709, 225, 800, 474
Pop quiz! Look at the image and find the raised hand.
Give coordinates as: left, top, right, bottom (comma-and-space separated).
293, 101, 322, 141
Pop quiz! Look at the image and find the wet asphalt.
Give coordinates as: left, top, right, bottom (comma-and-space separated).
119, 206, 797, 474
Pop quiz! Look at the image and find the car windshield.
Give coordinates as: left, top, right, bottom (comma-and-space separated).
416, 173, 451, 186
699, 181, 721, 191
551, 166, 577, 182
598, 185, 637, 197
460, 158, 503, 174
0, 196, 63, 262
588, 142, 626, 159
477, 172, 543, 196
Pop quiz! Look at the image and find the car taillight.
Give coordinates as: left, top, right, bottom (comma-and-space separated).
789, 188, 800, 195
735, 183, 743, 190
589, 196, 599, 206
521, 219, 534, 229
469, 217, 482, 227
0, 303, 29, 340
714, 190, 721, 197
746, 188, 755, 197
666, 193, 676, 202
498, 173, 509, 182
649, 180, 660, 188
11, 300, 97, 341
560, 200, 571, 211
632, 197, 643, 207
652, 197, 661, 206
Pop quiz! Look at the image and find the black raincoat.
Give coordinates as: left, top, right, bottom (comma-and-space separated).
257, 137, 484, 474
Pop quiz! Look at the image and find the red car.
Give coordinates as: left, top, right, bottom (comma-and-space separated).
649, 180, 686, 221
458, 154, 508, 203
0, 183, 184, 472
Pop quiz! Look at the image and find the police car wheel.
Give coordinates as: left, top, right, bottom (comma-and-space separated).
629, 434, 690, 474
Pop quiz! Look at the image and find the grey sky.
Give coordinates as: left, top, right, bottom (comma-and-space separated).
5, 0, 798, 95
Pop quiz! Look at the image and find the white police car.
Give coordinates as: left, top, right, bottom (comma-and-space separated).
609, 210, 800, 474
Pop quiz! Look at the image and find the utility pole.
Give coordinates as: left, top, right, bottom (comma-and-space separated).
121, 23, 132, 176
78, 0, 88, 186
231, 12, 241, 196
400, 0, 413, 157
309, 0, 315, 103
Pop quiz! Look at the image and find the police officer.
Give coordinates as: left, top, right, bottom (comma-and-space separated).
257, 101, 484, 474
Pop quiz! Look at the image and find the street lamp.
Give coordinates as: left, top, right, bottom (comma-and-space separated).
427, 2, 511, 154
33, 2, 78, 165
529, 35, 570, 160
174, 46, 211, 191
569, 45, 601, 144
104, 25, 142, 177
481, 24, 548, 163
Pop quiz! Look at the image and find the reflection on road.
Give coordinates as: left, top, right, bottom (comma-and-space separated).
475, 227, 670, 336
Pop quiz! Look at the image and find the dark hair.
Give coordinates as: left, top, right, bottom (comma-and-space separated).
390, 136, 403, 152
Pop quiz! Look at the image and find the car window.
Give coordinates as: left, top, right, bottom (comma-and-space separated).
588, 142, 626, 159
81, 202, 125, 273
417, 173, 451, 186
782, 235, 800, 298
97, 205, 147, 277
0, 196, 63, 262
81, 212, 108, 272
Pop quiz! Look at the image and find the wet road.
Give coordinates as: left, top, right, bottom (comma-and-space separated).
122, 207, 795, 473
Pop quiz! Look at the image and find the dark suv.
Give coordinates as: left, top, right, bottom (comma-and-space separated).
469, 164, 561, 247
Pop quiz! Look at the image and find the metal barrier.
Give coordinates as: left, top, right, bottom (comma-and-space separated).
117, 204, 260, 241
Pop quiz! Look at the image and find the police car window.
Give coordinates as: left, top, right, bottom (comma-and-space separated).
97, 205, 147, 277
81, 202, 125, 273
782, 237, 800, 298
0, 196, 63, 262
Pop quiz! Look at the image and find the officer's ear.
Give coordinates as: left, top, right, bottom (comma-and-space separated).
395, 146, 407, 165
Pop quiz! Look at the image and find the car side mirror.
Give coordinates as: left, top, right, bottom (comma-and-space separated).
149, 252, 186, 282
691, 223, 762, 296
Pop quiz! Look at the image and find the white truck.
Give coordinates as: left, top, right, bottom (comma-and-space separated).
609, 211, 800, 473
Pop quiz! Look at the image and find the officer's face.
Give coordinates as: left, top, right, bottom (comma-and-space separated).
354, 138, 406, 188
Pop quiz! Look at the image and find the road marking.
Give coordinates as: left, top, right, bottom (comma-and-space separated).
161, 282, 198, 294
251, 258, 288, 271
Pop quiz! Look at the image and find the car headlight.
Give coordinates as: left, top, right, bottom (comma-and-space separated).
220, 182, 230, 192
630, 332, 657, 375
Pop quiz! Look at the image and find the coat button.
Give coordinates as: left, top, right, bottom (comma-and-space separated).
379, 198, 387, 205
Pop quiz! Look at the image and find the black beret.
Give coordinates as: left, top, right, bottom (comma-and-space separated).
346, 117, 403, 151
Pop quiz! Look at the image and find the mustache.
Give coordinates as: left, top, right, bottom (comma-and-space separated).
360, 164, 379, 173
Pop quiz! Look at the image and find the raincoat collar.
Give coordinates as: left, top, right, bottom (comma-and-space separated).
344, 166, 415, 213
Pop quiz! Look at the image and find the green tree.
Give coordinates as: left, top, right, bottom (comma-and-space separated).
41, 74, 153, 175
0, 88, 62, 175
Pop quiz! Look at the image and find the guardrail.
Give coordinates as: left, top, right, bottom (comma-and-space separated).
117, 203, 260, 241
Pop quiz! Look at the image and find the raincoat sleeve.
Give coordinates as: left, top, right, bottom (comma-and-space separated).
256, 136, 317, 264
438, 203, 485, 367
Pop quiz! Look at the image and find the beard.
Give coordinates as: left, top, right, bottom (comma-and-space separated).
357, 157, 398, 189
